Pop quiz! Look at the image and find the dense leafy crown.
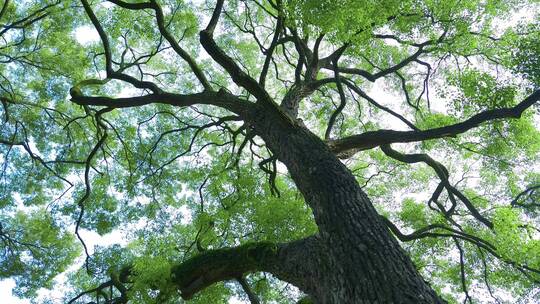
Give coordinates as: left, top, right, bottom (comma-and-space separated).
0, 0, 539, 303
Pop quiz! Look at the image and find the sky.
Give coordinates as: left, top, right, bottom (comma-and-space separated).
1, 2, 538, 304
0, 19, 463, 303
0, 16, 245, 303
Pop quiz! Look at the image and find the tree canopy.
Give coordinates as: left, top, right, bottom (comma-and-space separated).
0, 0, 539, 303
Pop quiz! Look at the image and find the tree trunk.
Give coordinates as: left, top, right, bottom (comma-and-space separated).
247, 104, 445, 303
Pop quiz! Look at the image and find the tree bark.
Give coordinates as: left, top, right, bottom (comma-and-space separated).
71, 90, 446, 303
246, 103, 445, 303
66, 1, 540, 302
169, 236, 324, 300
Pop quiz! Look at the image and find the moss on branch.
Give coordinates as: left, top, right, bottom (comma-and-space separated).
171, 241, 278, 299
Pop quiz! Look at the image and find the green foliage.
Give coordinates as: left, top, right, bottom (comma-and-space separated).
0, 0, 539, 303
0, 209, 79, 298
491, 208, 540, 269
129, 256, 177, 303
510, 22, 540, 87
399, 198, 428, 229
449, 69, 517, 115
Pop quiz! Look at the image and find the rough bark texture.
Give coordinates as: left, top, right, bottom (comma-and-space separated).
71, 2, 458, 301
246, 103, 444, 303
170, 236, 323, 300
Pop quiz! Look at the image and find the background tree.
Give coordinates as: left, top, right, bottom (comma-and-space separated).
0, 0, 539, 303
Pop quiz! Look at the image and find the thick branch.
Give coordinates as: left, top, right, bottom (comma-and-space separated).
329, 89, 540, 156
149, 0, 211, 90
81, 0, 162, 93
171, 236, 321, 300
70, 89, 251, 116
102, 0, 211, 90
80, 0, 112, 74
199, 0, 274, 106
106, 0, 152, 10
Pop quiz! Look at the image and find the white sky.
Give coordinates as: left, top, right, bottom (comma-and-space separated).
73, 25, 100, 45
1, 2, 539, 304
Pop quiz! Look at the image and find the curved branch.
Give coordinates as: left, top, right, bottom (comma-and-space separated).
0, 0, 9, 22
341, 78, 419, 131
259, 13, 283, 87
510, 185, 540, 208
149, 0, 211, 91
381, 216, 495, 250
80, 0, 112, 74
324, 58, 347, 139
70, 89, 251, 116
329, 89, 540, 156
80, 0, 162, 93
105, 0, 211, 90
454, 238, 472, 303
327, 30, 447, 82
0, 0, 60, 36
380, 144, 493, 229
67, 280, 113, 304
383, 216, 540, 281
199, 0, 275, 107
237, 276, 261, 304
74, 108, 112, 274
171, 236, 322, 300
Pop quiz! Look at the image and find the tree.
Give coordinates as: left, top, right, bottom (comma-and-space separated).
0, 0, 539, 303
